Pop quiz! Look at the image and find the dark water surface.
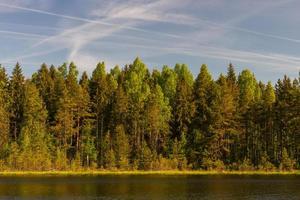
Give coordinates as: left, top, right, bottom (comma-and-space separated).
0, 175, 299, 199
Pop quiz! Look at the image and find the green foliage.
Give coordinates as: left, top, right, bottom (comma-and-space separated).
0, 66, 9, 152
202, 158, 225, 171
279, 148, 295, 171
139, 142, 153, 170
81, 124, 97, 168
171, 136, 187, 170
18, 82, 52, 170
102, 132, 116, 169
145, 84, 171, 153
189, 64, 221, 166
54, 149, 68, 170
9, 63, 25, 140
114, 125, 130, 169
7, 142, 20, 170
71, 153, 82, 171
0, 59, 298, 171
172, 74, 195, 140
239, 159, 254, 171
258, 153, 275, 171
159, 65, 178, 103
238, 69, 258, 109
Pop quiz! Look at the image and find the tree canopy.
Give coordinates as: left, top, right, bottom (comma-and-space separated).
0, 59, 299, 171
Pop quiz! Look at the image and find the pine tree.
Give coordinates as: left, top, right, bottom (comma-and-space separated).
54, 85, 76, 149
113, 124, 130, 169
81, 123, 97, 168
102, 132, 115, 169
159, 65, 178, 104
238, 69, 258, 161
216, 74, 239, 164
124, 57, 150, 162
111, 83, 129, 127
171, 135, 187, 170
53, 63, 77, 160
18, 81, 52, 170
110, 65, 121, 81
9, 63, 25, 140
260, 82, 276, 163
33, 63, 55, 122
90, 62, 110, 166
275, 76, 295, 164
0, 66, 10, 156
189, 64, 221, 168
171, 66, 194, 140
139, 141, 152, 170
225, 64, 241, 163
145, 84, 171, 155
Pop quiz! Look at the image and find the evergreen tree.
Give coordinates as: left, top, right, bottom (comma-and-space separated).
260, 82, 276, 163
139, 141, 152, 170
216, 74, 239, 164
33, 63, 55, 122
159, 65, 178, 104
0, 59, 298, 171
225, 64, 241, 162
124, 57, 150, 162
145, 84, 171, 155
90, 62, 111, 166
0, 66, 10, 158
102, 132, 115, 169
113, 124, 130, 169
189, 64, 220, 167
9, 63, 25, 140
81, 123, 97, 168
238, 69, 259, 161
18, 82, 52, 170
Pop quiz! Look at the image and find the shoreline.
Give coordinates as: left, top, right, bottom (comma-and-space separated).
0, 170, 299, 176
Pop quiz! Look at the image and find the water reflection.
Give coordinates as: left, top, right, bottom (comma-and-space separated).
0, 175, 299, 199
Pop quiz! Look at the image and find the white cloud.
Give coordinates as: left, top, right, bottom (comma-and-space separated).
0, 0, 52, 12
91, 0, 197, 25
2, 0, 299, 75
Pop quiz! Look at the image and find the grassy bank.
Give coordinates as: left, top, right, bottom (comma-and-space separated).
0, 170, 300, 176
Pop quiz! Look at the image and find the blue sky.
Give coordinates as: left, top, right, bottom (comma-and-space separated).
0, 0, 299, 82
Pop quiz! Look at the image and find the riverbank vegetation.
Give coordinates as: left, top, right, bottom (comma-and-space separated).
0, 58, 299, 172
1, 170, 300, 176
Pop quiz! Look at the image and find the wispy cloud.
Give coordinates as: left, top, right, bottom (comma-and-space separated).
0, 30, 46, 38
91, 0, 197, 25
0, 0, 52, 12
0, 0, 299, 78
0, 1, 186, 39
2, 46, 66, 64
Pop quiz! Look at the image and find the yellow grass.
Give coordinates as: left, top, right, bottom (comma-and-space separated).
0, 170, 299, 176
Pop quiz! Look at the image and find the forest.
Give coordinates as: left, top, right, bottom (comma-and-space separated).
0, 57, 299, 171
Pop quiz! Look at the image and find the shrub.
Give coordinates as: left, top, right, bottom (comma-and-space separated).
54, 149, 68, 170
258, 153, 275, 171
279, 148, 295, 171
138, 143, 152, 170
202, 158, 225, 171
239, 159, 254, 171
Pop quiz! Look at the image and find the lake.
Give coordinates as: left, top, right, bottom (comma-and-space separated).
0, 175, 299, 199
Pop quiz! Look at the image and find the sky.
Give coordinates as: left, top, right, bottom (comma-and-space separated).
0, 0, 299, 82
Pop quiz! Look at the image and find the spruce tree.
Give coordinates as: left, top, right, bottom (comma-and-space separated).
0, 66, 10, 157
9, 63, 25, 140
19, 81, 52, 170
189, 64, 221, 167
113, 124, 130, 169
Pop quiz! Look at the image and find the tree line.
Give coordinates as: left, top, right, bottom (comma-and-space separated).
0, 57, 299, 171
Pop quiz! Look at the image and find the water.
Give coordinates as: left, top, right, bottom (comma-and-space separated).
0, 175, 299, 199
